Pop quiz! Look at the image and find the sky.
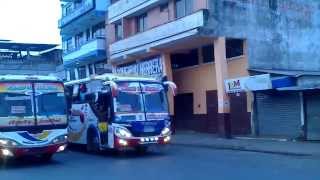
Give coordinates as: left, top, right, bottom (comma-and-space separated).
0, 0, 61, 45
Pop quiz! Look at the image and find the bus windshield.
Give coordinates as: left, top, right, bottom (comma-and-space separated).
37, 93, 66, 116
35, 83, 67, 126
114, 81, 169, 115
0, 82, 67, 129
115, 82, 143, 113
0, 93, 33, 117
142, 83, 168, 113
0, 82, 35, 127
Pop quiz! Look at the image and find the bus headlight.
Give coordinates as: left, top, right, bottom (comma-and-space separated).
0, 139, 20, 147
161, 127, 171, 136
52, 135, 68, 144
115, 127, 132, 138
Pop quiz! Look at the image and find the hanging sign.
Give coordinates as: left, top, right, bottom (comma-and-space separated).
225, 74, 272, 93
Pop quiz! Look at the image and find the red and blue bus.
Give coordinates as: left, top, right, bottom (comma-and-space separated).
65, 74, 176, 153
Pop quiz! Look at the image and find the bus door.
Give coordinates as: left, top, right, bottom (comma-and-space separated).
88, 91, 112, 146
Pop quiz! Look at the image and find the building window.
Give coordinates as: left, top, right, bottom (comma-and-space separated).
75, 32, 84, 48
137, 13, 148, 33
66, 38, 73, 52
69, 69, 76, 80
64, 4, 72, 16
115, 21, 123, 41
269, 0, 278, 11
202, 45, 214, 63
111, 0, 119, 4
95, 63, 111, 75
92, 22, 105, 38
86, 29, 91, 41
175, 0, 193, 18
226, 39, 244, 59
171, 49, 199, 69
160, 3, 169, 12
88, 64, 94, 75
78, 66, 87, 79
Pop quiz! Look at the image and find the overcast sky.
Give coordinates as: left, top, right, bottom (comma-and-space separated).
0, 0, 61, 45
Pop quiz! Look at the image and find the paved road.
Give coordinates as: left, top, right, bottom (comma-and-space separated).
0, 145, 319, 180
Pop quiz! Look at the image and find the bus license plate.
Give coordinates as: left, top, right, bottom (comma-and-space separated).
143, 126, 155, 132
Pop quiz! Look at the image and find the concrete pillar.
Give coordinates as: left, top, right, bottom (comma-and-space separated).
214, 37, 232, 138
75, 68, 79, 80
66, 70, 71, 81
161, 53, 174, 116
85, 65, 90, 78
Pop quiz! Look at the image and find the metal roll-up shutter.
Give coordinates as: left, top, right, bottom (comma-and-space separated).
255, 91, 301, 138
304, 91, 320, 140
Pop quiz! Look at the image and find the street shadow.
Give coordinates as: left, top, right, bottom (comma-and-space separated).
0, 156, 63, 170
68, 143, 170, 159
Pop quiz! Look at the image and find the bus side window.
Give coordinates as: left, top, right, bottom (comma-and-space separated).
91, 92, 112, 123
65, 85, 74, 111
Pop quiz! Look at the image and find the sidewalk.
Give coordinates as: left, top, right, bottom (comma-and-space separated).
172, 131, 320, 156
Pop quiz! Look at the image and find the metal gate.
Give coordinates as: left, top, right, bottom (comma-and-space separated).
255, 91, 301, 139
304, 91, 320, 140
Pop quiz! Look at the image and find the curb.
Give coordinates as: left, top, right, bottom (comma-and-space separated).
171, 143, 312, 157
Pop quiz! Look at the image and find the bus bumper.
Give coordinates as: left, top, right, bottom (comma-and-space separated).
0, 143, 67, 158
114, 135, 171, 150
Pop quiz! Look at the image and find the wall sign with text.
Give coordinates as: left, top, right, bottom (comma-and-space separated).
225, 74, 272, 93
113, 57, 163, 79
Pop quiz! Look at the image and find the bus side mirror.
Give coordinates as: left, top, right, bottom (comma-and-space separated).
103, 81, 118, 97
163, 81, 177, 96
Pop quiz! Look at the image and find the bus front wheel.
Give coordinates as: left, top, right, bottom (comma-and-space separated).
135, 146, 148, 154
40, 153, 53, 162
86, 130, 100, 153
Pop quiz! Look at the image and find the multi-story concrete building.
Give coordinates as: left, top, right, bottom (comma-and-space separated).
59, 0, 111, 81
106, 0, 320, 140
0, 41, 63, 77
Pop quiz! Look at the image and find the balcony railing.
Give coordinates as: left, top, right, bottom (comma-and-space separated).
108, 0, 166, 23
63, 37, 106, 61
59, 0, 95, 28
110, 10, 207, 59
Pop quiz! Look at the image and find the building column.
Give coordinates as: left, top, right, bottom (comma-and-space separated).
214, 37, 232, 138
161, 53, 174, 116
75, 68, 79, 80
85, 65, 90, 78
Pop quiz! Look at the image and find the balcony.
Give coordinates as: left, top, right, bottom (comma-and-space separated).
60, 0, 81, 2
108, 0, 167, 23
59, 0, 108, 36
63, 37, 107, 66
110, 10, 207, 61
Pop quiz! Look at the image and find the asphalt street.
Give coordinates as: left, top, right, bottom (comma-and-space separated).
0, 145, 319, 180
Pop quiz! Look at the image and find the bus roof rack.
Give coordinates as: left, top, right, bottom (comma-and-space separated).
0, 75, 60, 81
64, 73, 159, 86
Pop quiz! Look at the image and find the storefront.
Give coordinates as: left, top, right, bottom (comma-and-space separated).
112, 41, 251, 135
240, 74, 320, 140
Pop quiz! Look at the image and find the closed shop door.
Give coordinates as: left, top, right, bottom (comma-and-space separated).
206, 91, 218, 133
255, 91, 301, 138
230, 92, 251, 135
174, 93, 193, 130
304, 91, 320, 140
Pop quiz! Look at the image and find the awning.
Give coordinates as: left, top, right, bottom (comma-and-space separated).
250, 68, 320, 76
276, 86, 316, 91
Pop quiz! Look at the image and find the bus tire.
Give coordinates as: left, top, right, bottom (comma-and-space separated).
40, 153, 53, 162
86, 129, 100, 153
135, 146, 148, 154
